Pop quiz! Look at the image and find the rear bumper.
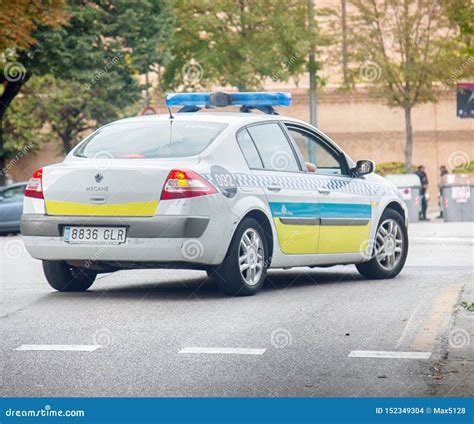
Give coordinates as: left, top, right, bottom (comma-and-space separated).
20, 214, 209, 238
20, 213, 225, 265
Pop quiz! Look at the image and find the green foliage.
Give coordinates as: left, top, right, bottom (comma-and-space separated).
162, 0, 313, 91
460, 301, 474, 312
350, 0, 464, 108
18, 0, 173, 152
349, 0, 466, 172
442, 0, 474, 56
453, 161, 474, 173
376, 162, 417, 175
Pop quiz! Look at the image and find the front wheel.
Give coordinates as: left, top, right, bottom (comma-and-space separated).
42, 260, 97, 292
209, 217, 269, 296
356, 209, 408, 279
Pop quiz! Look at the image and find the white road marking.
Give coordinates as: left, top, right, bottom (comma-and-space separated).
15, 345, 100, 352
348, 350, 431, 359
395, 293, 431, 349
179, 347, 266, 355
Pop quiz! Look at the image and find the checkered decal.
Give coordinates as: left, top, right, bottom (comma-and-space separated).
204, 172, 394, 196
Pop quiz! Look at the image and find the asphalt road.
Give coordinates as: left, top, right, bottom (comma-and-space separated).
1, 222, 472, 397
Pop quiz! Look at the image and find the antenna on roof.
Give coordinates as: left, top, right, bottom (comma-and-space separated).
167, 105, 174, 120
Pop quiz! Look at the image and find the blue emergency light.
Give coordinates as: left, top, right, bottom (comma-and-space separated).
165, 92, 292, 114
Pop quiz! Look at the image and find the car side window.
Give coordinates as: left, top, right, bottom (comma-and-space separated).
236, 129, 264, 169
246, 123, 300, 172
286, 127, 346, 176
1, 186, 25, 200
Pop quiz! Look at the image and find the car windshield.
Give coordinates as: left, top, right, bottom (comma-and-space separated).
75, 120, 227, 159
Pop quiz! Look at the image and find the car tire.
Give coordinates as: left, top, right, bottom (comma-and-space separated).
42, 260, 97, 292
356, 209, 408, 279
210, 217, 269, 296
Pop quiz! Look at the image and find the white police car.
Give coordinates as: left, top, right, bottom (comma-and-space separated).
21, 92, 408, 296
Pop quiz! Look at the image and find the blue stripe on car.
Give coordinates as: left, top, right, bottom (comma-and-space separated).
270, 202, 371, 219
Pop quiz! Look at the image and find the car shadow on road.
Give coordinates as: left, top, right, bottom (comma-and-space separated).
265, 268, 365, 292
39, 267, 368, 302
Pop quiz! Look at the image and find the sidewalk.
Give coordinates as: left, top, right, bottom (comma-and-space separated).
406, 221, 473, 269
408, 221, 474, 240
432, 279, 474, 396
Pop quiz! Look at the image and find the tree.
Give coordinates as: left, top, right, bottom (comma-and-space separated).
442, 0, 474, 56
19, 0, 173, 153
0, 0, 67, 185
350, 0, 464, 171
340, 0, 350, 88
162, 0, 311, 91
0, 0, 67, 52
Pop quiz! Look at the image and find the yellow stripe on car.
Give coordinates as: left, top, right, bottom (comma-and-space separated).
45, 200, 159, 217
274, 218, 319, 254
318, 223, 371, 254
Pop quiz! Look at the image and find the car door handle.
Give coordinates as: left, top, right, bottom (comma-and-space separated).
318, 188, 331, 194
267, 185, 282, 192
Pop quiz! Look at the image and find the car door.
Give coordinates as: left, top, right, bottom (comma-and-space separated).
237, 122, 320, 255
284, 124, 372, 254
0, 185, 26, 228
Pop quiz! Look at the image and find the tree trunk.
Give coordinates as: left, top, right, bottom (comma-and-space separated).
0, 73, 30, 185
404, 105, 413, 172
341, 0, 349, 87
62, 134, 73, 154
0, 118, 5, 186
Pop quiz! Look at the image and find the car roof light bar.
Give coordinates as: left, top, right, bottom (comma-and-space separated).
164, 92, 292, 115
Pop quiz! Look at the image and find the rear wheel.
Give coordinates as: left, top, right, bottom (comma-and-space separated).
42, 260, 97, 292
209, 217, 268, 296
356, 209, 408, 279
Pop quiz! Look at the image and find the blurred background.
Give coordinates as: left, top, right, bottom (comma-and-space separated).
0, 0, 472, 215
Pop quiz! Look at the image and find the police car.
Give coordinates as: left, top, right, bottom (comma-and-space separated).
21, 92, 408, 296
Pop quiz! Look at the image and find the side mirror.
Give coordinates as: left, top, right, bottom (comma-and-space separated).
352, 160, 375, 177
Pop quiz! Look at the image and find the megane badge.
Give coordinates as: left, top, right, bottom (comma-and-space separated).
94, 172, 104, 183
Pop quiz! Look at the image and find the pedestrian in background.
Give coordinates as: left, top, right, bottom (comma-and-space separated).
415, 165, 430, 221
437, 165, 449, 218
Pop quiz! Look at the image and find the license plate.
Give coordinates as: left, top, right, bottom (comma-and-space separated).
64, 226, 127, 245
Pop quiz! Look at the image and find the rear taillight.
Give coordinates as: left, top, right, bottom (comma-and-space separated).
24, 168, 44, 199
161, 169, 217, 200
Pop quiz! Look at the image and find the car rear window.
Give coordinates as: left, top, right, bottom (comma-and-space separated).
75, 120, 227, 159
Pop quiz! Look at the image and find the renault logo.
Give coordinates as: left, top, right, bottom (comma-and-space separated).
94, 172, 104, 183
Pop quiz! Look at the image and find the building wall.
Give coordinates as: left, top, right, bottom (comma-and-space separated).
9, 90, 473, 203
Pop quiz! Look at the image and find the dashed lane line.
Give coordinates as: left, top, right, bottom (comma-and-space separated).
14, 345, 100, 352
348, 351, 431, 359
178, 347, 266, 355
